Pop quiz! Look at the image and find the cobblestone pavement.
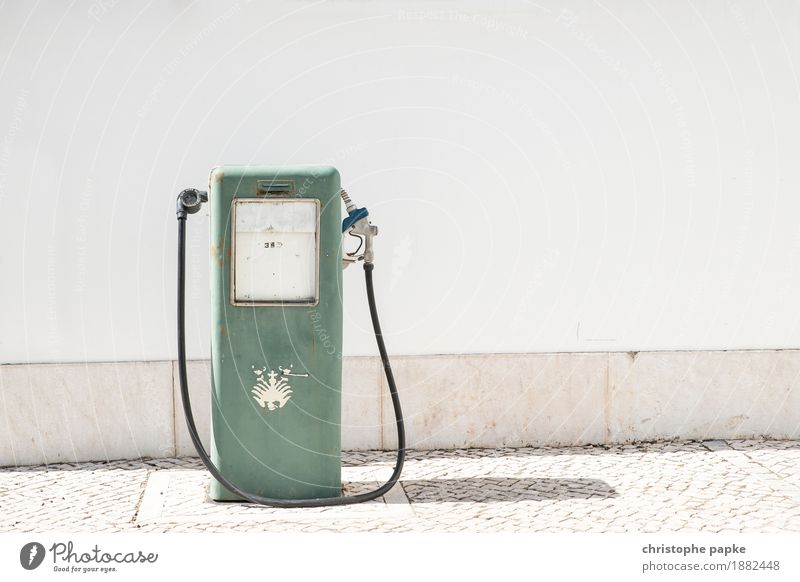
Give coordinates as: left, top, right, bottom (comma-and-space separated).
1, 439, 799, 533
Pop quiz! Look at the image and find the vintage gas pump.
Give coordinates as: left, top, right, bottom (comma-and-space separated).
175, 165, 405, 507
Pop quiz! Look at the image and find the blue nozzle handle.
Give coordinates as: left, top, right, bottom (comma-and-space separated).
342, 207, 369, 232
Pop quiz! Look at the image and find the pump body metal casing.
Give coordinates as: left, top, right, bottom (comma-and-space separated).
208, 165, 343, 501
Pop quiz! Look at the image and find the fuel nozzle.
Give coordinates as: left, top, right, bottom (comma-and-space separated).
340, 189, 378, 267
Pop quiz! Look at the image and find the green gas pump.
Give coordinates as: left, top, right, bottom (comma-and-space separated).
175, 165, 405, 507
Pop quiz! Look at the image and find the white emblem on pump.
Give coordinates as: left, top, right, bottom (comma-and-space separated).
251, 365, 309, 411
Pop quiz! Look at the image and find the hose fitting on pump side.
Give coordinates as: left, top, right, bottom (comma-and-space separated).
340, 188, 357, 215
176, 188, 208, 219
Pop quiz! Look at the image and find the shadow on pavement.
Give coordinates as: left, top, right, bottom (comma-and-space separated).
400, 477, 617, 502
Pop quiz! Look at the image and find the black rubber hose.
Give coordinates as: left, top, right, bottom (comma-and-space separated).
177, 214, 405, 507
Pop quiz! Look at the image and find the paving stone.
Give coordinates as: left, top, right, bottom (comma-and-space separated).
0, 439, 799, 532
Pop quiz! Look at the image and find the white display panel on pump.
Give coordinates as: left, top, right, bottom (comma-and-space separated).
231, 198, 320, 305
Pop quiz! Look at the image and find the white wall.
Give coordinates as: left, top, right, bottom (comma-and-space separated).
1, 0, 800, 365
4, 350, 800, 465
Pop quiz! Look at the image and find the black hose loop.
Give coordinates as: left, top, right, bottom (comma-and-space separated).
177, 208, 405, 507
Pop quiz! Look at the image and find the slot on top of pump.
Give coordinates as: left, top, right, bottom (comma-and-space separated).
257, 179, 295, 196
